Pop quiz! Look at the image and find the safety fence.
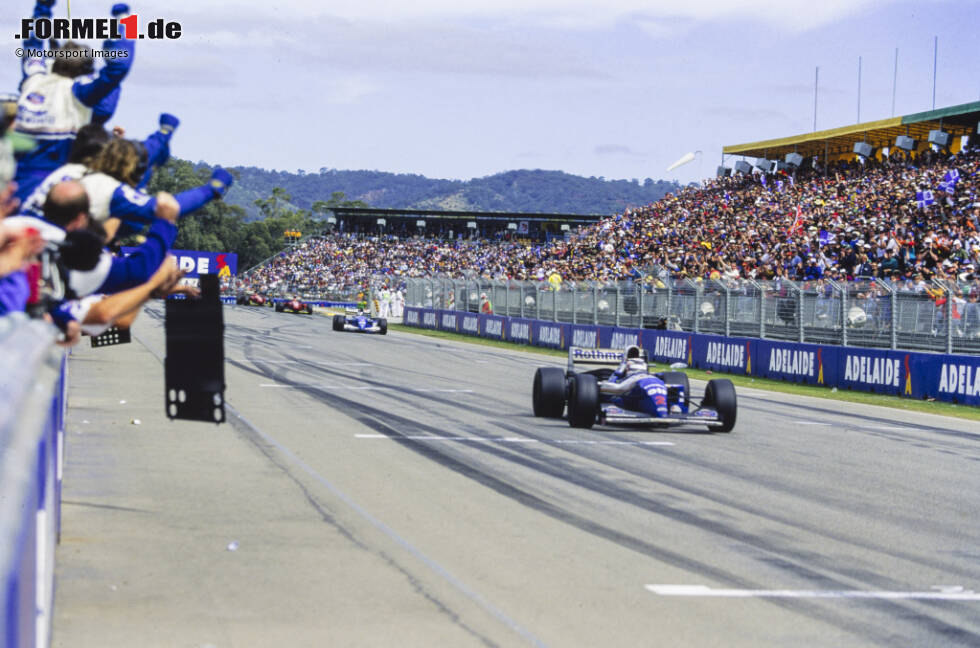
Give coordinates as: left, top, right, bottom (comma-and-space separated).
402, 306, 980, 407
0, 316, 66, 648
226, 276, 365, 306
218, 296, 357, 308
403, 276, 980, 356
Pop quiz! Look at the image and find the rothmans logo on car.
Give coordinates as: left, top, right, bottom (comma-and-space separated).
572, 348, 622, 362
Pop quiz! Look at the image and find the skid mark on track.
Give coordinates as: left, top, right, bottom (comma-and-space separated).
261, 384, 474, 393
137, 310, 980, 645
240, 356, 980, 646
354, 433, 674, 447
646, 584, 980, 601
131, 325, 522, 648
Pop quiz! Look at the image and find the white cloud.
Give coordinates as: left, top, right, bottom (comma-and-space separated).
157, 0, 897, 32
324, 76, 382, 104
595, 144, 643, 156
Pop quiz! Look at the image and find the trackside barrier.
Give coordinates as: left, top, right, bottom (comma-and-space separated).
0, 315, 65, 648
402, 306, 980, 407
220, 297, 357, 308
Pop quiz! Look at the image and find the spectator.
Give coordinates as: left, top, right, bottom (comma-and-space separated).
13, 1, 135, 201
480, 292, 492, 314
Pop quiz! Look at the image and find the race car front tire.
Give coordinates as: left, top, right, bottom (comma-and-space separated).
333, 315, 345, 331
702, 378, 737, 433
567, 373, 599, 429
378, 318, 388, 335
532, 367, 565, 418
275, 304, 284, 312
659, 371, 690, 409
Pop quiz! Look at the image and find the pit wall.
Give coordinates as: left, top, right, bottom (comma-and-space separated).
403, 307, 980, 407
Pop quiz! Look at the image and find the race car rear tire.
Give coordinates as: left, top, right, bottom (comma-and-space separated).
378, 318, 388, 335
702, 378, 737, 433
532, 367, 565, 418
332, 315, 345, 331
567, 373, 599, 429
660, 371, 690, 409
275, 304, 283, 312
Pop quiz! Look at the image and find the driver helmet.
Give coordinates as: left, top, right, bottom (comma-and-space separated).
625, 358, 647, 375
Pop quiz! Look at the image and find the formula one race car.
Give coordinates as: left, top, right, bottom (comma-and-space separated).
236, 292, 271, 307
532, 345, 736, 432
332, 309, 387, 334
275, 297, 314, 314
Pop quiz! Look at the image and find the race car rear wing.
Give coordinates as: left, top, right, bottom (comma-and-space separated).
568, 346, 649, 372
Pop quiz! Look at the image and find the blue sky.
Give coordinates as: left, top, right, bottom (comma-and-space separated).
4, 0, 980, 186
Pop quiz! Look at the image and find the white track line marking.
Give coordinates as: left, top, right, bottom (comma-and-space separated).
790, 421, 833, 426
355, 434, 674, 446
645, 584, 980, 600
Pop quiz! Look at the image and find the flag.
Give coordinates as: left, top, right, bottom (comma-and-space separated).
818, 229, 836, 245
776, 180, 785, 192
760, 175, 767, 187
940, 169, 961, 195
786, 205, 804, 236
915, 190, 935, 209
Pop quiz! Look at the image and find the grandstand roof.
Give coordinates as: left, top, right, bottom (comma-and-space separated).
723, 100, 980, 160
329, 207, 603, 224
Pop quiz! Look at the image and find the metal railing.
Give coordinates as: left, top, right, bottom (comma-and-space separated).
224, 275, 364, 304
401, 275, 980, 354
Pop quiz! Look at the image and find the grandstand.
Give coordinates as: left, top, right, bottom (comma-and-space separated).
242, 99, 980, 354
722, 100, 980, 169
326, 206, 603, 241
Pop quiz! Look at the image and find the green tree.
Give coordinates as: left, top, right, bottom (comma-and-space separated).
253, 186, 293, 220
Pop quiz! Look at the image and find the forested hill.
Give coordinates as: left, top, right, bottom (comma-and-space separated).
214, 166, 681, 219
148, 161, 681, 270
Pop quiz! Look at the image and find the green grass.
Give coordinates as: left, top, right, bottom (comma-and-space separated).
390, 323, 980, 423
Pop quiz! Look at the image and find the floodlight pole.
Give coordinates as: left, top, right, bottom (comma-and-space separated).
857, 56, 862, 123
813, 66, 819, 132
932, 36, 938, 110
891, 48, 898, 117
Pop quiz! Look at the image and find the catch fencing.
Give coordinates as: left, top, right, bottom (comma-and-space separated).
401, 276, 980, 356
0, 316, 66, 648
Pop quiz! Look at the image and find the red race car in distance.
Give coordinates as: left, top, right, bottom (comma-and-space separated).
236, 292, 272, 307
275, 297, 314, 315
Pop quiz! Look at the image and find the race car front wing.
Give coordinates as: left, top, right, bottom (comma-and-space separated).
342, 322, 383, 333
599, 405, 726, 428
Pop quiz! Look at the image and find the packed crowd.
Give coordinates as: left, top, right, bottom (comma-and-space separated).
0, 0, 233, 347
240, 234, 545, 297
245, 142, 980, 305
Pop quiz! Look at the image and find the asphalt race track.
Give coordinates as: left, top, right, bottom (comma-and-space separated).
54, 303, 980, 647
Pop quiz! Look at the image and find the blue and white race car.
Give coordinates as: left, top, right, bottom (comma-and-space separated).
333, 310, 388, 335
532, 345, 736, 432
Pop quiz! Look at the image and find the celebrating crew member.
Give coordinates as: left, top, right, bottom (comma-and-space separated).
21, 114, 181, 218
13, 0, 136, 201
